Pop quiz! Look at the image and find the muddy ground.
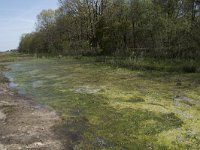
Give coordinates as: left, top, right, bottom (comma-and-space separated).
0, 66, 68, 150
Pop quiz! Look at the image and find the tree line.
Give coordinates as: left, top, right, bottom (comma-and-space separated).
18, 0, 200, 59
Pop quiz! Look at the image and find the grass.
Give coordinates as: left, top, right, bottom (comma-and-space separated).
76, 56, 200, 73
2, 54, 200, 149
0, 52, 30, 63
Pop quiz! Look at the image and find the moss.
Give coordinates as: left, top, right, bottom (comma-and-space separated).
4, 57, 200, 149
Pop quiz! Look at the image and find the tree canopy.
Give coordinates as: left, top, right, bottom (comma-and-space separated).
18, 0, 200, 59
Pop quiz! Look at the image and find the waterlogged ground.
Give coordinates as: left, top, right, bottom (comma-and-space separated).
4, 58, 200, 149
0, 55, 66, 150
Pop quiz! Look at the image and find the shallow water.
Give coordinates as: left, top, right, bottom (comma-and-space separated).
4, 58, 200, 149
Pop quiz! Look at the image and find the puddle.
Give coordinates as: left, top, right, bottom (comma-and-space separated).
9, 82, 18, 88
4, 72, 19, 89
3, 72, 14, 82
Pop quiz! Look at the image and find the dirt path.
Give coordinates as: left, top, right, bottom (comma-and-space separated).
0, 68, 67, 150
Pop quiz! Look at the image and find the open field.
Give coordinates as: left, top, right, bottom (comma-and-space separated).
1, 54, 199, 149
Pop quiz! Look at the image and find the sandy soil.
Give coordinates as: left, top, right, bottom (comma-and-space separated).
0, 68, 68, 150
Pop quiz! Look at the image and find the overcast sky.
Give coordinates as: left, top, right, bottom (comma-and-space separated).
0, 0, 58, 51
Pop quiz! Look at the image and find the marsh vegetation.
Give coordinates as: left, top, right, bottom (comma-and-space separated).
1, 0, 200, 149
3, 56, 200, 149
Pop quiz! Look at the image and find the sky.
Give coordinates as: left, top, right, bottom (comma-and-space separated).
0, 0, 58, 51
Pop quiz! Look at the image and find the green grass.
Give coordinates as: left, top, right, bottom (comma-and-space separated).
77, 56, 200, 73
3, 56, 200, 149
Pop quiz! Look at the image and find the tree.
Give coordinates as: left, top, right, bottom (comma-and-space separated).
18, 0, 200, 58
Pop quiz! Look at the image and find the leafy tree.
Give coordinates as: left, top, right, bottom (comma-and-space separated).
18, 0, 200, 59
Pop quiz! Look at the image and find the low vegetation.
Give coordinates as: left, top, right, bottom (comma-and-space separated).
4, 56, 200, 149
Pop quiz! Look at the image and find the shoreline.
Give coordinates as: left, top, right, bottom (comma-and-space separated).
0, 64, 68, 150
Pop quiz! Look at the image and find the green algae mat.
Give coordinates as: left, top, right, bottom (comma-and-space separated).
4, 58, 200, 149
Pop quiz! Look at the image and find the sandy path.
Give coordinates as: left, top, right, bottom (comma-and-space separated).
0, 69, 67, 150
